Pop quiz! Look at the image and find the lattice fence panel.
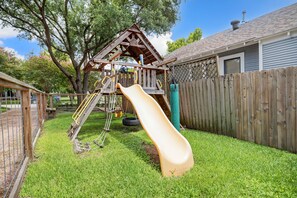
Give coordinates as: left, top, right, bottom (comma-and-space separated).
169, 56, 218, 83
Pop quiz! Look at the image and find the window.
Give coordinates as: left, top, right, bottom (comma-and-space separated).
219, 52, 244, 75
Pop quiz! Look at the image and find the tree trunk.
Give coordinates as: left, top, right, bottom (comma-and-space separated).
83, 72, 89, 94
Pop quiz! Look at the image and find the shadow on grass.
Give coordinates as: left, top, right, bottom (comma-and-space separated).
109, 121, 162, 173
77, 114, 161, 173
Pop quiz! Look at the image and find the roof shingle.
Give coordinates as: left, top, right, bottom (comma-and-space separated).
166, 3, 297, 61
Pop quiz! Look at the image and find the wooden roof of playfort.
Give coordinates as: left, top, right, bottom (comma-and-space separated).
84, 24, 165, 72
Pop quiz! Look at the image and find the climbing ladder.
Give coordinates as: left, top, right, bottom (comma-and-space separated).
68, 77, 113, 141
94, 93, 117, 147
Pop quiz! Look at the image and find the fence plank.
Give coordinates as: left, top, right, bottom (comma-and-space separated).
207, 79, 213, 132
210, 79, 217, 133
188, 82, 193, 128
195, 81, 201, 129
261, 71, 269, 146
241, 73, 248, 140
268, 70, 278, 147
253, 72, 261, 144
276, 69, 287, 149
286, 67, 295, 152
204, 79, 210, 131
179, 83, 185, 125
214, 77, 221, 133
234, 74, 241, 139
224, 76, 231, 135
219, 76, 226, 134
295, 68, 297, 153
183, 82, 190, 127
247, 72, 254, 142
229, 75, 236, 137
192, 81, 198, 129
201, 80, 207, 131
198, 80, 204, 130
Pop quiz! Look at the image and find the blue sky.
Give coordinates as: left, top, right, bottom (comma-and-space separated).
0, 0, 296, 58
172, 0, 297, 40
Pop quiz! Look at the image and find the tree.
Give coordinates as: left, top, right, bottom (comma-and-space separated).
0, 0, 181, 102
0, 47, 23, 79
167, 28, 202, 53
22, 54, 73, 93
167, 38, 186, 53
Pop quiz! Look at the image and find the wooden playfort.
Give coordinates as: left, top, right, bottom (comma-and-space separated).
68, 24, 176, 141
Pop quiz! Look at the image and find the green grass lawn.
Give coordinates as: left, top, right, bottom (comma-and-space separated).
20, 113, 297, 197
0, 107, 7, 112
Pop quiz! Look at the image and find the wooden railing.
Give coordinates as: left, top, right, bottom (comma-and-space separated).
137, 68, 157, 90
107, 66, 167, 95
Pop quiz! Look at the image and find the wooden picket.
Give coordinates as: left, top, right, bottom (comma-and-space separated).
179, 66, 297, 153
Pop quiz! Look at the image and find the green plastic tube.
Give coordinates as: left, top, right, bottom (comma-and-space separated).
170, 84, 180, 132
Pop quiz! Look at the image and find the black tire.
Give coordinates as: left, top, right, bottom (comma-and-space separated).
122, 117, 140, 126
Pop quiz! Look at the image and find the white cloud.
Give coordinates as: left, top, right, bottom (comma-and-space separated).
0, 26, 19, 39
3, 47, 25, 60
0, 40, 3, 45
147, 32, 173, 56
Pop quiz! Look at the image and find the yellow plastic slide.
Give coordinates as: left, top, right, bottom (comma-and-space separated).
117, 83, 194, 177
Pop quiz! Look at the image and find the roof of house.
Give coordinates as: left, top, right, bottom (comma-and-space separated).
165, 3, 297, 63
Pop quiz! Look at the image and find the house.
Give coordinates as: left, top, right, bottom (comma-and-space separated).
166, 3, 297, 81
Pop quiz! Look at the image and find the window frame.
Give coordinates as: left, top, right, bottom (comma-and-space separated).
219, 52, 245, 75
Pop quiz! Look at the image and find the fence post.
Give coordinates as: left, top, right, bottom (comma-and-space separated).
49, 94, 53, 109
37, 93, 43, 126
43, 94, 47, 117
21, 89, 33, 160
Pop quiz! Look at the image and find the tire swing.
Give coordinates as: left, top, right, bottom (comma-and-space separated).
122, 97, 140, 126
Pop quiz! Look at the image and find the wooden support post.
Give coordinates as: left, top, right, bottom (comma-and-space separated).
43, 94, 47, 118
37, 93, 43, 126
21, 90, 33, 160
49, 95, 53, 109
164, 70, 167, 94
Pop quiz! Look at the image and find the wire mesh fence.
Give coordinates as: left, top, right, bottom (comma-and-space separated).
48, 94, 105, 112
0, 89, 24, 197
0, 72, 46, 198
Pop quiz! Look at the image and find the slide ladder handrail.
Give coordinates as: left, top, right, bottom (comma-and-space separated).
72, 93, 99, 124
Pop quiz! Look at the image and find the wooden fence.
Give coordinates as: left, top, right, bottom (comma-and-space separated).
179, 67, 297, 153
0, 72, 46, 198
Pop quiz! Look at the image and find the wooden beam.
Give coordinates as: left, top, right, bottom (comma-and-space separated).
0, 79, 27, 90
155, 57, 177, 67
0, 72, 42, 92
92, 59, 168, 70
127, 29, 141, 34
93, 31, 132, 60
21, 90, 33, 160
120, 42, 146, 49
136, 33, 162, 62
109, 51, 122, 61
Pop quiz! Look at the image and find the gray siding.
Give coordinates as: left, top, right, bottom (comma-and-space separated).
263, 36, 297, 70
218, 44, 259, 72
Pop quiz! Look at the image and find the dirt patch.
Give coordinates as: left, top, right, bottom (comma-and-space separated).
142, 142, 160, 165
